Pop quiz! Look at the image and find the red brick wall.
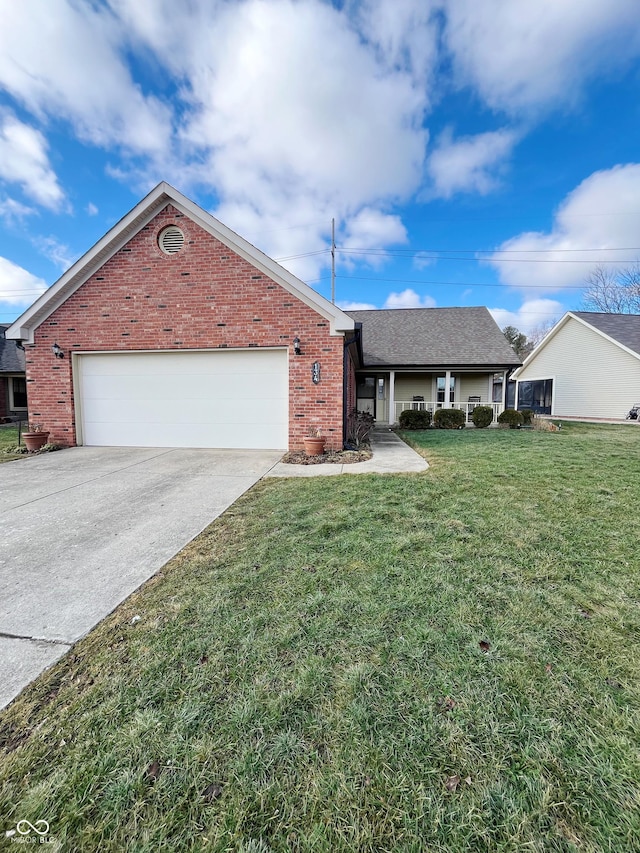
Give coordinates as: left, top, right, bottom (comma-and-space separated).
26, 205, 346, 450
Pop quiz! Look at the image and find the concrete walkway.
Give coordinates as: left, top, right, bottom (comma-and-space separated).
0, 446, 282, 710
266, 428, 428, 477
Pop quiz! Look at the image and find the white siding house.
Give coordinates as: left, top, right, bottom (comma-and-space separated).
511, 312, 640, 420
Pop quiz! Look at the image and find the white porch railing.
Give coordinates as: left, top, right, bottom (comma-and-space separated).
393, 400, 502, 423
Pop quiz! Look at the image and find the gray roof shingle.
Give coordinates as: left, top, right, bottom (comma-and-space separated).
345, 307, 522, 368
0, 324, 25, 373
572, 312, 640, 356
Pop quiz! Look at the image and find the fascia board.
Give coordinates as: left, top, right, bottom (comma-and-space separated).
7, 181, 354, 342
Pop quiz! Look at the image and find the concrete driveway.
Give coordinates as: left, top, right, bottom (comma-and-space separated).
0, 446, 281, 709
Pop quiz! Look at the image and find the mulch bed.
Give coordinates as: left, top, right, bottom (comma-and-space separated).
281, 447, 372, 465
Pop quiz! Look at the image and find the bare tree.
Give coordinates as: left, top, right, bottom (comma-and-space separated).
527, 317, 557, 349
582, 265, 640, 314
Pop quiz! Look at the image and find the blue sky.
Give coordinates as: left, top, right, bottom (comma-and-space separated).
1, 0, 640, 334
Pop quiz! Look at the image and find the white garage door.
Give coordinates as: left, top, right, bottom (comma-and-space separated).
76, 349, 288, 449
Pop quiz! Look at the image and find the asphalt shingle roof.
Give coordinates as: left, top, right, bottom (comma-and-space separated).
0, 324, 25, 373
572, 312, 640, 357
345, 307, 522, 369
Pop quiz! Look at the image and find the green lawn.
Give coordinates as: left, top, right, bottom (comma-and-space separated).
0, 425, 25, 463
1, 424, 639, 851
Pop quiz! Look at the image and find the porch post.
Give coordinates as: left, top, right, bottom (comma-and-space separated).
500, 369, 507, 412
445, 370, 452, 405
389, 370, 395, 425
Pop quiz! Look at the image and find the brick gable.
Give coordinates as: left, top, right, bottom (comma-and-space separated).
26, 205, 345, 449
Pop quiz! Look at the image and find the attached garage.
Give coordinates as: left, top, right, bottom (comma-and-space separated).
75, 349, 288, 449
6, 183, 354, 451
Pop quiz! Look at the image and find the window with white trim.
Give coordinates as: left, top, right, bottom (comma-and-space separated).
9, 376, 27, 410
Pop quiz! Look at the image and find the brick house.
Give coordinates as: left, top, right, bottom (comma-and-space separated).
7, 183, 518, 449
7, 183, 357, 451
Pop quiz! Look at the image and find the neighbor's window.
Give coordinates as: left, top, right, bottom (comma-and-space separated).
10, 376, 27, 410
518, 378, 553, 414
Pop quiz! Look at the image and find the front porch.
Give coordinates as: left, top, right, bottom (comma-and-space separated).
356, 369, 509, 425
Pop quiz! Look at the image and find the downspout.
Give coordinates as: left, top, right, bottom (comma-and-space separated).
342, 325, 362, 448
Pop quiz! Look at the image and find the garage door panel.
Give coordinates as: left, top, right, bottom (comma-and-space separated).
78, 350, 288, 449
83, 396, 287, 426
82, 421, 287, 449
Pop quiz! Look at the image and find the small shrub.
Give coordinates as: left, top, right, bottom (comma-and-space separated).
497, 408, 524, 429
433, 408, 466, 429
471, 405, 493, 428
520, 408, 533, 425
398, 408, 432, 430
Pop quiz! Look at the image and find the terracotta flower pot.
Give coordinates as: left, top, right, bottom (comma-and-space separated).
303, 436, 326, 455
23, 431, 50, 452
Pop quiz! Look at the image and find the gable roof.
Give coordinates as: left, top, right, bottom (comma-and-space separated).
345, 307, 522, 369
512, 311, 640, 379
7, 182, 354, 343
570, 311, 640, 356
0, 324, 25, 373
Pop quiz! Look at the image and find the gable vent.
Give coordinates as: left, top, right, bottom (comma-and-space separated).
158, 226, 185, 255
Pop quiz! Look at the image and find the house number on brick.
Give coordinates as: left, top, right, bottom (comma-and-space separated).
312, 361, 321, 384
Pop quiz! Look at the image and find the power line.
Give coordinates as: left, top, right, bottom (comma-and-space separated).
335, 275, 588, 290
339, 246, 640, 255
338, 248, 640, 263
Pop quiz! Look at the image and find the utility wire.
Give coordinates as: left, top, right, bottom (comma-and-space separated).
335, 275, 590, 290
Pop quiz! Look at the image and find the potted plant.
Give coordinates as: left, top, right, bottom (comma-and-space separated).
22, 422, 50, 452
303, 427, 326, 456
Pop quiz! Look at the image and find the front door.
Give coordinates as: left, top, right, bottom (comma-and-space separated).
356, 375, 376, 417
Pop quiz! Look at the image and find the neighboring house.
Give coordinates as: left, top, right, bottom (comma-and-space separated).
7, 183, 519, 450
511, 311, 640, 419
0, 324, 27, 421
346, 307, 521, 424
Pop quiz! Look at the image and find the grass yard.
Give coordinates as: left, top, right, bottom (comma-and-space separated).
0, 425, 24, 463
1, 424, 639, 851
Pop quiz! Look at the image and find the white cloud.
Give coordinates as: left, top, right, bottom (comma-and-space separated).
110, 0, 429, 280
413, 252, 434, 270
341, 208, 408, 269
0, 112, 64, 209
338, 289, 438, 310
33, 236, 76, 270
337, 300, 377, 311
489, 164, 640, 291
0, 197, 36, 224
351, 0, 439, 89
0, 0, 171, 155
384, 289, 436, 309
86, 203, 99, 216
443, 0, 640, 113
0, 256, 47, 306
426, 127, 518, 199
489, 299, 564, 335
